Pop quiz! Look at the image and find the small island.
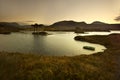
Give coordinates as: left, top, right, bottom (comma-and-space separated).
32, 31, 48, 35
31, 23, 48, 35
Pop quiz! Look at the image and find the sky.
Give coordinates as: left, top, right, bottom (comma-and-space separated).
0, 0, 120, 25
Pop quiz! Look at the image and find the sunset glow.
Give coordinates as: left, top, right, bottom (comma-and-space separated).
0, 0, 120, 24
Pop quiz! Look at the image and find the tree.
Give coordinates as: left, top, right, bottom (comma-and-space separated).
31, 23, 44, 32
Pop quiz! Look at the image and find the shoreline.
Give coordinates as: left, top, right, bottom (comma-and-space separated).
0, 34, 120, 80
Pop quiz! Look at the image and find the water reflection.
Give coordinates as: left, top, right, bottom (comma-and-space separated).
0, 31, 109, 56
32, 35, 42, 53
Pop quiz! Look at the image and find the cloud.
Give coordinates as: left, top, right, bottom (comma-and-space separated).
114, 15, 120, 21
25, 21, 35, 22
17, 21, 35, 25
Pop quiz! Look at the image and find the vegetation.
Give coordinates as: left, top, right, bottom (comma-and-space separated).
32, 31, 48, 35
0, 31, 11, 34
74, 34, 120, 48
0, 34, 120, 80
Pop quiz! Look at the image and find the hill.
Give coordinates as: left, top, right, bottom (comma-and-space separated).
48, 20, 87, 31
50, 20, 86, 27
0, 22, 23, 34
91, 21, 108, 25
47, 21, 120, 31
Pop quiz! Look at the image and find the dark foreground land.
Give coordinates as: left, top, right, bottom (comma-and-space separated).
0, 34, 120, 80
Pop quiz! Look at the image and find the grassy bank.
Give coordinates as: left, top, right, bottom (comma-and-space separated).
0, 34, 120, 80
74, 34, 120, 48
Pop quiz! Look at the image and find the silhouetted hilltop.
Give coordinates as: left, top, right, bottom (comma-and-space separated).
0, 22, 32, 29
0, 22, 20, 27
50, 20, 86, 27
47, 20, 120, 31
0, 22, 23, 32
91, 21, 108, 25
48, 20, 87, 31
1, 21, 119, 32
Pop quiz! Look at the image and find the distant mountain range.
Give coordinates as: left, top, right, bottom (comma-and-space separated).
0, 22, 33, 29
0, 22, 20, 27
0, 22, 23, 32
48, 20, 120, 31
50, 20, 87, 27
49, 20, 109, 27
0, 21, 120, 31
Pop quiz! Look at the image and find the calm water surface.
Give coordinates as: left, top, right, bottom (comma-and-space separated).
0, 31, 116, 56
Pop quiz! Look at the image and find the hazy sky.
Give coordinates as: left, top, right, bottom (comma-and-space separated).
0, 0, 120, 24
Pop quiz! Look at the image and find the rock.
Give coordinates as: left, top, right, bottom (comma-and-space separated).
83, 46, 95, 51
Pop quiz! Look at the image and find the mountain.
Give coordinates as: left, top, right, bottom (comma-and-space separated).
0, 22, 23, 32
47, 20, 120, 31
0, 22, 20, 27
1, 21, 119, 32
91, 21, 108, 25
48, 20, 87, 31
50, 20, 86, 27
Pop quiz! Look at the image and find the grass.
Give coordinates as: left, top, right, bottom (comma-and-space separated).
0, 34, 120, 80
